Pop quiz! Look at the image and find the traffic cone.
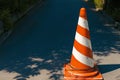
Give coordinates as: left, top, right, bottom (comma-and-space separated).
63, 8, 104, 80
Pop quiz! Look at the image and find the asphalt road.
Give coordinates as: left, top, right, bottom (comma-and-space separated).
0, 0, 120, 80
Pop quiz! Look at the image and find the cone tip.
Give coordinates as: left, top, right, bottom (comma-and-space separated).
80, 7, 87, 19
80, 7, 86, 11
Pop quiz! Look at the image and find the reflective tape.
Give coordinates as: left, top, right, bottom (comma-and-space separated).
75, 32, 92, 50
78, 17, 89, 30
72, 47, 94, 67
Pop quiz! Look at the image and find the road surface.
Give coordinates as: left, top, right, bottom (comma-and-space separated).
0, 0, 120, 80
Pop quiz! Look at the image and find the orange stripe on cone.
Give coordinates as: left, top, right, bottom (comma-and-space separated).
74, 40, 93, 58
63, 8, 104, 80
76, 25, 90, 39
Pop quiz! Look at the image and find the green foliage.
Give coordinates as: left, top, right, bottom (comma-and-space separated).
106, 8, 120, 22
0, 0, 39, 13
0, 9, 13, 32
94, 0, 104, 9
0, 0, 40, 31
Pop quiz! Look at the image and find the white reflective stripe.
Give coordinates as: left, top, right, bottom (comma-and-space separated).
78, 17, 89, 30
72, 47, 94, 67
75, 32, 92, 50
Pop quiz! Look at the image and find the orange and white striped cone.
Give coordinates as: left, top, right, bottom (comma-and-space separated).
63, 8, 104, 80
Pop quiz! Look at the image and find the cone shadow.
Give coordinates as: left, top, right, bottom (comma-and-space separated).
98, 64, 120, 74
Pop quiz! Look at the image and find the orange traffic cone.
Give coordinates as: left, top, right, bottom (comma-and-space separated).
63, 8, 104, 80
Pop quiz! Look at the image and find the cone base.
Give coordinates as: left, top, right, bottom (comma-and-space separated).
63, 64, 104, 80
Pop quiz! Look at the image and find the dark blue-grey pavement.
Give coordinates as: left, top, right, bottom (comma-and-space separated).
0, 0, 120, 80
